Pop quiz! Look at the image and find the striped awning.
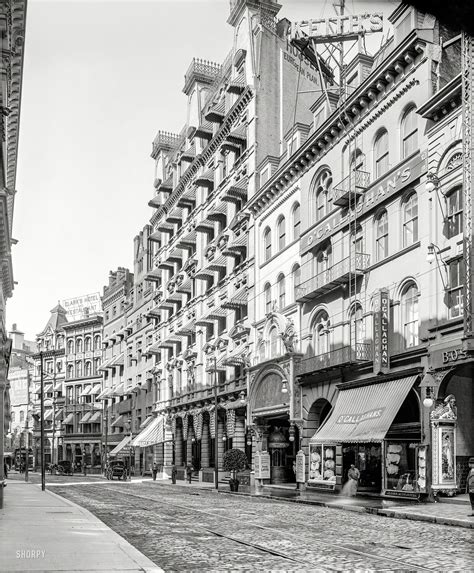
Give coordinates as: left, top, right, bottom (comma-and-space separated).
222, 345, 249, 366
64, 413, 74, 425
97, 387, 113, 400
55, 409, 64, 421
89, 411, 102, 423
310, 376, 418, 443
110, 435, 132, 456
109, 383, 125, 397
131, 417, 164, 447
222, 286, 247, 310
108, 353, 124, 368
44, 409, 54, 421
139, 415, 154, 430
195, 307, 227, 326
91, 384, 102, 395
54, 381, 63, 392
79, 412, 92, 424
111, 414, 127, 428
80, 385, 92, 397
98, 357, 114, 371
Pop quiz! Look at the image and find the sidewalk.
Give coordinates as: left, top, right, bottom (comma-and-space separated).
159, 478, 474, 529
0, 481, 163, 572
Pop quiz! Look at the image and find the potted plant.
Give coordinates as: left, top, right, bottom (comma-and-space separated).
222, 448, 247, 492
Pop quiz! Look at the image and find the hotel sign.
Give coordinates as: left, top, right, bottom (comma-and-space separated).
301, 152, 425, 255
373, 288, 390, 375
290, 14, 383, 44
62, 292, 102, 320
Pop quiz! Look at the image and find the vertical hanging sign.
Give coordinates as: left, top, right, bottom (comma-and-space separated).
373, 288, 390, 374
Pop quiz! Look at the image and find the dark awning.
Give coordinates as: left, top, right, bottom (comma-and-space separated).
310, 376, 418, 443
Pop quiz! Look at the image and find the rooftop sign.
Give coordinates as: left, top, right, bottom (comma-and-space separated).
62, 292, 102, 321
290, 13, 383, 44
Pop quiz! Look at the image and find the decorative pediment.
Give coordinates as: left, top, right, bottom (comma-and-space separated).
202, 341, 216, 354
215, 336, 229, 350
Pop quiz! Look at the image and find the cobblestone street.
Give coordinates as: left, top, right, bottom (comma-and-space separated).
51, 481, 473, 572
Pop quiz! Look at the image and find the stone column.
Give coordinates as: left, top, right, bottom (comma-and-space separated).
217, 418, 225, 470
186, 426, 194, 465
175, 426, 183, 466
233, 415, 246, 451
201, 420, 210, 467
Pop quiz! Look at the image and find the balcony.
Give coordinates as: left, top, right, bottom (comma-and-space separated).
333, 170, 370, 207
295, 253, 370, 303
296, 343, 372, 376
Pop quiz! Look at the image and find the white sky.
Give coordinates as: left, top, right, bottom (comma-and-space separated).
9, 0, 397, 340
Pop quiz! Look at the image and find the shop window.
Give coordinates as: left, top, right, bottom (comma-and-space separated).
264, 282, 272, 314
401, 106, 418, 158
385, 442, 426, 493
308, 444, 336, 483
447, 258, 464, 318
401, 283, 419, 347
446, 186, 463, 238
263, 227, 272, 262
277, 216, 286, 251
374, 129, 389, 178
375, 210, 388, 261
402, 192, 418, 247
277, 273, 285, 309
292, 202, 301, 240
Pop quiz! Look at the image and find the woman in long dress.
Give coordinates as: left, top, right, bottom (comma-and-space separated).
345, 464, 360, 496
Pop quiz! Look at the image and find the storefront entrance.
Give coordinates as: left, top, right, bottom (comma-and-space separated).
265, 417, 300, 484
342, 443, 382, 492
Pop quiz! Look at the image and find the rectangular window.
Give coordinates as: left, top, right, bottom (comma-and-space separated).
448, 258, 464, 318
446, 187, 463, 238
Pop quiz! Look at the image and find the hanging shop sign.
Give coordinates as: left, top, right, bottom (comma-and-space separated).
254, 451, 271, 480
373, 288, 390, 375
290, 14, 383, 44
301, 152, 425, 255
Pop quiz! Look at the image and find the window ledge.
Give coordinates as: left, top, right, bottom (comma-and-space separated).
260, 238, 300, 268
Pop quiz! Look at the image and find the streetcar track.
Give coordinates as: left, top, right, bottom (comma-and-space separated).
57, 483, 433, 572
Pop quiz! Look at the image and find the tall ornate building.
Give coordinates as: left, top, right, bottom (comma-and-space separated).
0, 0, 27, 500
62, 312, 103, 471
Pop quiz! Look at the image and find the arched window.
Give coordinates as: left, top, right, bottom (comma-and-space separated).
94, 335, 101, 350
350, 149, 366, 172
292, 202, 301, 240
401, 283, 419, 348
349, 305, 365, 350
75, 361, 83, 378
446, 186, 463, 238
67, 364, 74, 379
57, 336, 64, 350
85, 361, 92, 377
67, 339, 74, 354
277, 216, 286, 251
375, 210, 388, 261
312, 169, 332, 221
401, 106, 418, 158
84, 337, 92, 352
313, 312, 330, 356
76, 339, 83, 354
264, 283, 272, 314
263, 227, 272, 262
314, 242, 331, 276
403, 193, 418, 246
292, 264, 301, 301
374, 130, 389, 178
269, 327, 281, 358
277, 273, 286, 309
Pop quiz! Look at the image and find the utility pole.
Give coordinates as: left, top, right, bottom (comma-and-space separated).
40, 352, 45, 491
213, 358, 219, 490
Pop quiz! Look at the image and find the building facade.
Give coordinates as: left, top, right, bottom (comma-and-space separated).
0, 0, 27, 498
62, 312, 103, 471
247, 3, 472, 498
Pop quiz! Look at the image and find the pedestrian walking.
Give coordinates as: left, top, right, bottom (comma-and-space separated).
171, 465, 177, 484
186, 463, 193, 484
152, 462, 158, 481
3, 459, 8, 479
467, 457, 474, 516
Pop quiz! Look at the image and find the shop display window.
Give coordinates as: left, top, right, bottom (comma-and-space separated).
385, 442, 425, 492
309, 444, 336, 483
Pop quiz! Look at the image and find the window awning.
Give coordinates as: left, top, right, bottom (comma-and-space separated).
109, 383, 124, 397
44, 409, 54, 421
55, 409, 64, 421
91, 384, 101, 395
54, 381, 63, 392
97, 387, 112, 400
80, 385, 92, 397
109, 435, 132, 456
131, 417, 164, 447
64, 413, 74, 425
89, 411, 102, 423
79, 412, 92, 424
310, 375, 418, 444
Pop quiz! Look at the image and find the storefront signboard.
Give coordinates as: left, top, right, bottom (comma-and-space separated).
254, 451, 271, 480
373, 288, 390, 375
301, 152, 425, 255
429, 345, 472, 370
295, 450, 306, 483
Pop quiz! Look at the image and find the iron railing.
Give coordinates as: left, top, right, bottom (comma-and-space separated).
296, 343, 372, 376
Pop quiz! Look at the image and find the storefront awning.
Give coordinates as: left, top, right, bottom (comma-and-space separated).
310, 375, 418, 444
109, 435, 132, 456
131, 417, 164, 447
